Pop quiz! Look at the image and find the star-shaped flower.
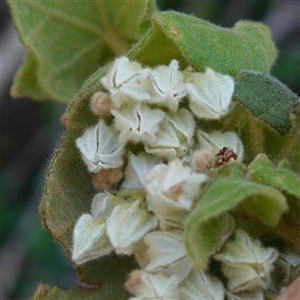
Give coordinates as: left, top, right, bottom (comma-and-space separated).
112, 103, 165, 145
148, 59, 186, 111
214, 230, 278, 293
145, 159, 207, 230
76, 120, 124, 173
137, 231, 193, 282
145, 108, 195, 160
186, 68, 234, 119
106, 200, 158, 255
100, 56, 151, 108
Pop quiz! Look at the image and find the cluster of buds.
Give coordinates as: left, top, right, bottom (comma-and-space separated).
72, 57, 278, 299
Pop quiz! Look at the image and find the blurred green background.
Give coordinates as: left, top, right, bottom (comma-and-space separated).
1, 0, 299, 299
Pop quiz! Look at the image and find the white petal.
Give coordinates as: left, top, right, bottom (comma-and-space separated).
106, 200, 157, 255
186, 68, 234, 119
126, 270, 180, 299
112, 103, 165, 144
145, 118, 180, 160
72, 214, 113, 265
179, 268, 225, 300
100, 56, 151, 107
90, 193, 112, 219
166, 108, 195, 145
144, 231, 193, 282
145, 109, 195, 160
76, 120, 124, 173
214, 230, 278, 293
149, 59, 186, 111
145, 159, 207, 230
121, 153, 161, 190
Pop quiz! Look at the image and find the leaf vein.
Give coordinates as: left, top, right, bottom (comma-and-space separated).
26, 1, 103, 36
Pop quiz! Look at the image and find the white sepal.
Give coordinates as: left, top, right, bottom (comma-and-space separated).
145, 109, 195, 160
196, 130, 244, 162
142, 231, 193, 282
100, 56, 151, 108
76, 120, 124, 173
186, 68, 234, 119
90, 192, 112, 219
145, 159, 207, 230
214, 230, 278, 293
106, 200, 157, 255
112, 103, 165, 144
121, 153, 161, 190
126, 270, 180, 300
72, 193, 113, 265
145, 118, 180, 160
72, 217, 113, 265
148, 59, 186, 111
179, 268, 225, 300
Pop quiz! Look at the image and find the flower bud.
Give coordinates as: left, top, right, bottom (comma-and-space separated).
92, 166, 123, 191
90, 91, 112, 116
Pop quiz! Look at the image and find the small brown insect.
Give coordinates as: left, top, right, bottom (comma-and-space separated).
213, 147, 238, 168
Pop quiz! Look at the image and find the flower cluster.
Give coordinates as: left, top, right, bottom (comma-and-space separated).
72, 57, 277, 299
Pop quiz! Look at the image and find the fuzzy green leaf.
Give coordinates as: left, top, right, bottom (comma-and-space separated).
39, 65, 137, 289
32, 283, 130, 300
234, 70, 300, 135
248, 154, 300, 218
185, 164, 287, 268
129, 11, 277, 74
10, 51, 52, 100
9, 0, 156, 102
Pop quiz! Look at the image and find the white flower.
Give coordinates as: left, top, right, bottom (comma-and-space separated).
225, 289, 264, 300
112, 103, 165, 145
72, 193, 113, 264
214, 230, 278, 293
139, 231, 193, 282
145, 159, 207, 230
179, 268, 225, 300
196, 130, 244, 163
145, 109, 195, 160
100, 56, 151, 108
106, 200, 157, 255
125, 270, 180, 300
76, 120, 124, 173
148, 59, 186, 111
186, 68, 234, 119
121, 153, 161, 190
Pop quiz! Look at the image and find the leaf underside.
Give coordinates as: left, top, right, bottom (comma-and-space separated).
9, 0, 156, 102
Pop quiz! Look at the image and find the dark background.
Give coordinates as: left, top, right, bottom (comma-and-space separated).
1, 0, 299, 299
